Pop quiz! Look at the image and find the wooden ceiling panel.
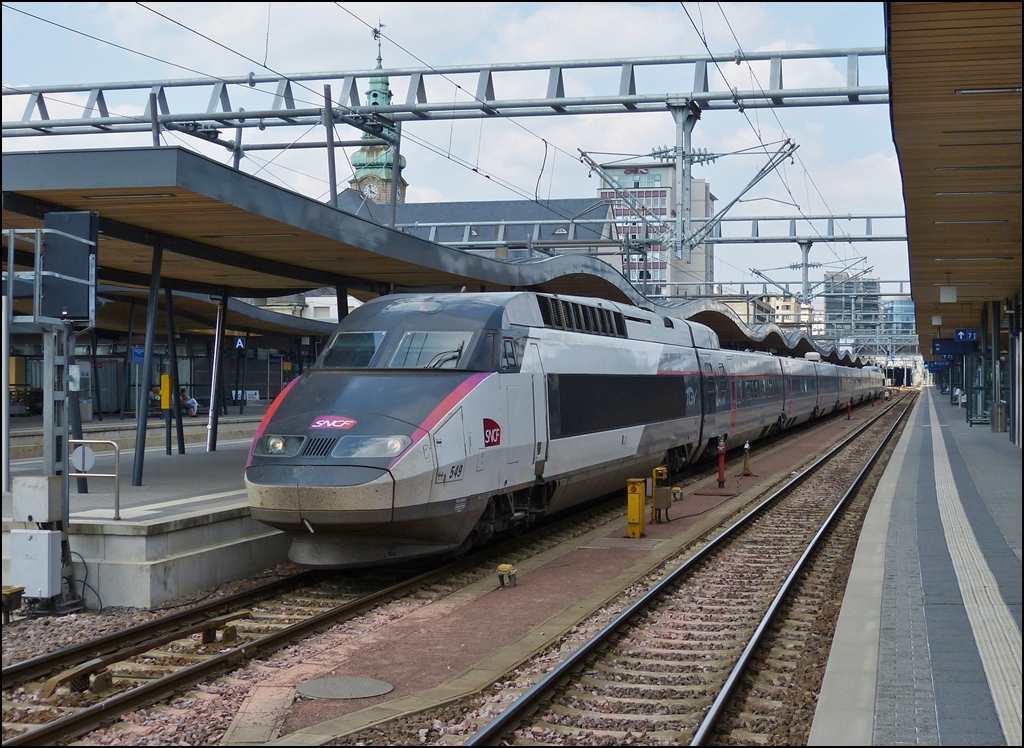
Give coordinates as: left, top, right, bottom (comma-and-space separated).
888, 2, 1021, 358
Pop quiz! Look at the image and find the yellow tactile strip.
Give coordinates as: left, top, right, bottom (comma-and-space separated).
927, 391, 1023, 747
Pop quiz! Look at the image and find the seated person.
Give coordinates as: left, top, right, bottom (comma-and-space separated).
148, 385, 162, 412
179, 388, 199, 416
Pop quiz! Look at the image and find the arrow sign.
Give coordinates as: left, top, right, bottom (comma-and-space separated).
955, 328, 978, 342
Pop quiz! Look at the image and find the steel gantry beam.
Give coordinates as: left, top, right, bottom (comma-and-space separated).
395, 213, 907, 250
2, 47, 888, 140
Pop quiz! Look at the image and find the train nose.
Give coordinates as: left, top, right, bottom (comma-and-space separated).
246, 464, 394, 530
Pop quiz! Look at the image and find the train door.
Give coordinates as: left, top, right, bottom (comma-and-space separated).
529, 342, 548, 476
700, 359, 716, 448
432, 407, 467, 489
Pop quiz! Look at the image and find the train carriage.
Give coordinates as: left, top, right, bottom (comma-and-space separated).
246, 292, 880, 568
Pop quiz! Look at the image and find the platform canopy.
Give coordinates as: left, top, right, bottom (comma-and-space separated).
2, 146, 641, 302
886, 2, 1022, 359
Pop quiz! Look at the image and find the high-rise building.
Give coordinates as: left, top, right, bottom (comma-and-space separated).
598, 162, 715, 297
823, 271, 881, 337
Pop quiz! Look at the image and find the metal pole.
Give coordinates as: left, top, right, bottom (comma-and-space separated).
149, 92, 160, 147
131, 240, 162, 486
206, 293, 228, 451
164, 288, 185, 454
388, 121, 403, 228
239, 331, 250, 415
2, 230, 12, 495
120, 300, 136, 420
1, 294, 9, 495
324, 85, 338, 208
43, 327, 56, 476
799, 240, 813, 333
672, 103, 699, 263
992, 300, 1000, 421
67, 341, 88, 494
232, 124, 243, 170
336, 284, 348, 321
90, 329, 103, 421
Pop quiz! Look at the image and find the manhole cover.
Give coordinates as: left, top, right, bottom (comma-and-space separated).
296, 676, 394, 700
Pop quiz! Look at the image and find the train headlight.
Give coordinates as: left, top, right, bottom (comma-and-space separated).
253, 435, 305, 457
332, 435, 412, 458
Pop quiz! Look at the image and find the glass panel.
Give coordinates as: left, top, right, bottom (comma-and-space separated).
389, 331, 473, 369
320, 332, 385, 368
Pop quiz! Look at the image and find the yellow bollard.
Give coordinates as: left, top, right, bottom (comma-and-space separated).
627, 479, 646, 538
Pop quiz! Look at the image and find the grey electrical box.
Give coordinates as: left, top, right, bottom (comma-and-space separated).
12, 475, 63, 523
10, 530, 63, 599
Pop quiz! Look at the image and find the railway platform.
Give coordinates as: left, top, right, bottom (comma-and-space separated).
811, 386, 1022, 746
1, 412, 289, 609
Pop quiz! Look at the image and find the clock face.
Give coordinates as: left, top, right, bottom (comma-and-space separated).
362, 181, 379, 199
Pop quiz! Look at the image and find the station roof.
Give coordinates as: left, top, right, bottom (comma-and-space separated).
886, 3, 1022, 358
1, 146, 638, 302
2, 146, 863, 364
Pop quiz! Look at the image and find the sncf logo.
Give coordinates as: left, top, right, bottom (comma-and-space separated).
483, 418, 501, 447
310, 415, 357, 430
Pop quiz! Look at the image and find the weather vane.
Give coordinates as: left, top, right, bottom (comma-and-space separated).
372, 21, 385, 60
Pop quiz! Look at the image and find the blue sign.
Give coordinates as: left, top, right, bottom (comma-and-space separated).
131, 345, 145, 363
932, 338, 977, 356
234, 337, 246, 350
955, 328, 978, 342
927, 360, 950, 369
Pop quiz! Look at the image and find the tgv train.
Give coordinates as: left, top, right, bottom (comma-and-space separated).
245, 292, 883, 567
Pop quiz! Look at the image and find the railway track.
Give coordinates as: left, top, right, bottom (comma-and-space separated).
467, 393, 914, 746
1, 491, 642, 746
0, 398, 897, 746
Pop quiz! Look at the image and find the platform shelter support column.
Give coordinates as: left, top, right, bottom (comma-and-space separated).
238, 331, 250, 416
165, 288, 185, 454
132, 240, 163, 486
336, 283, 348, 321
206, 293, 228, 452
120, 300, 136, 420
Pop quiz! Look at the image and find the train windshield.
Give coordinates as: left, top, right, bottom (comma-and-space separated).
389, 331, 474, 369
321, 332, 386, 368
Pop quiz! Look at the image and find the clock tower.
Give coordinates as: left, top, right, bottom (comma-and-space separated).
349, 53, 407, 204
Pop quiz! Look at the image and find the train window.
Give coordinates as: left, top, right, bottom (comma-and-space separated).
501, 338, 519, 372
389, 331, 474, 369
321, 332, 386, 368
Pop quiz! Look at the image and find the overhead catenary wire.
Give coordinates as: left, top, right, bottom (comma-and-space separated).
679, 1, 866, 279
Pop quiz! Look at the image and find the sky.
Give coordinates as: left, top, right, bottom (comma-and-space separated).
1, 2, 909, 298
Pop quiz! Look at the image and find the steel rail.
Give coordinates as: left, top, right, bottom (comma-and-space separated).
690, 394, 914, 745
1, 566, 448, 747
468, 393, 912, 746
0, 490, 636, 747
1, 570, 318, 688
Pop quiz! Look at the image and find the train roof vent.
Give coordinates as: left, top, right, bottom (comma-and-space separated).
302, 437, 338, 458
536, 295, 627, 338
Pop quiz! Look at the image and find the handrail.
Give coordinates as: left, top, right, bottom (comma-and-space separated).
68, 439, 121, 520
